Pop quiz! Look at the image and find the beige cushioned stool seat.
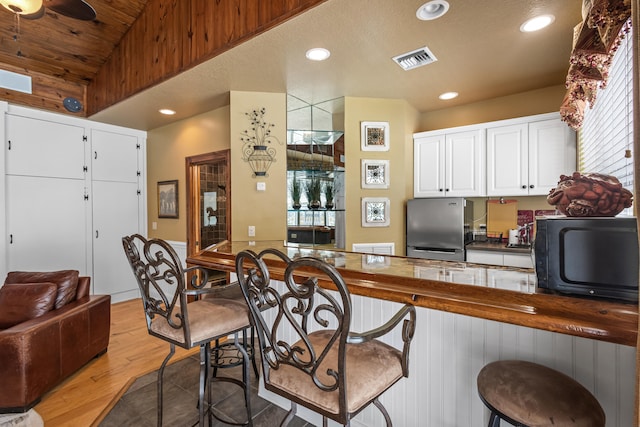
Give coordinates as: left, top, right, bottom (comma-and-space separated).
477, 360, 605, 427
269, 330, 403, 415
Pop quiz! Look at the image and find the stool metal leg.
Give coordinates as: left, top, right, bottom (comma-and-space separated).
488, 412, 500, 427
234, 332, 253, 426
157, 343, 175, 427
198, 342, 212, 426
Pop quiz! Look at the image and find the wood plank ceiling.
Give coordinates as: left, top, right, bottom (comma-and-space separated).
0, 0, 326, 117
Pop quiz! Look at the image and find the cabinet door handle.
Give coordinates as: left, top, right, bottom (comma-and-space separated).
446, 188, 449, 192
529, 185, 534, 189
439, 188, 443, 192
94, 151, 98, 160
9, 234, 12, 244
96, 230, 99, 239
521, 185, 527, 189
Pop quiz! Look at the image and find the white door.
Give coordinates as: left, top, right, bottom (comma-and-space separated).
91, 129, 139, 183
528, 119, 576, 195
446, 130, 485, 197
486, 123, 529, 196
414, 135, 446, 197
92, 180, 140, 297
7, 175, 89, 274
6, 115, 85, 179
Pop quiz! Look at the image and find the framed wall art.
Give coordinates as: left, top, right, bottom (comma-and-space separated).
360, 121, 389, 151
158, 180, 179, 218
361, 197, 390, 227
361, 159, 390, 189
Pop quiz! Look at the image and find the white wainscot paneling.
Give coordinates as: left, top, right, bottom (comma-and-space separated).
243, 276, 635, 427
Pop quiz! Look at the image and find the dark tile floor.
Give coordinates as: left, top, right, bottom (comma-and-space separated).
100, 353, 311, 427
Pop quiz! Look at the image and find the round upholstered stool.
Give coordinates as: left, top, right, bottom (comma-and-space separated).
477, 360, 605, 427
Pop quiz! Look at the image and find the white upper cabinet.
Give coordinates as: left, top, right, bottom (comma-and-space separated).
91, 129, 139, 183
487, 123, 529, 196
446, 130, 485, 197
414, 129, 485, 198
487, 116, 576, 196
414, 134, 445, 197
528, 118, 577, 194
6, 114, 85, 180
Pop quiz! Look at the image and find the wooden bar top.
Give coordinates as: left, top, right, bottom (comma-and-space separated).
187, 240, 638, 347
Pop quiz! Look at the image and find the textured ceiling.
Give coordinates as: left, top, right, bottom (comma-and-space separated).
75, 1, 583, 130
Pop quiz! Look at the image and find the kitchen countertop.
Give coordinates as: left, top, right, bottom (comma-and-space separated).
187, 240, 638, 346
466, 241, 533, 254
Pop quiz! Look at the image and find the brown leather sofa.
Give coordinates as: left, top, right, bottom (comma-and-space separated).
0, 271, 111, 413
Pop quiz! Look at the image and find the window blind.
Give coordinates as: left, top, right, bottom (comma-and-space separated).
579, 27, 634, 198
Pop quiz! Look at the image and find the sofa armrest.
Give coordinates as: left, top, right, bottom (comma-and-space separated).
0, 294, 111, 412
75, 276, 91, 299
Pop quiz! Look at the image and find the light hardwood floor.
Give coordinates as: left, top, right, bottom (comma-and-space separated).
34, 299, 197, 427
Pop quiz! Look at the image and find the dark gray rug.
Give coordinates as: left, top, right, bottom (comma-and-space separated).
99, 354, 310, 427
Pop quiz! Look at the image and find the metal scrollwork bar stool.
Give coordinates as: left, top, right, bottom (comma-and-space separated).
235, 248, 416, 427
122, 234, 254, 426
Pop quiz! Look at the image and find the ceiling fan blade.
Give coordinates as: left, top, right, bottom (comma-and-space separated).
45, 0, 96, 21
21, 5, 46, 20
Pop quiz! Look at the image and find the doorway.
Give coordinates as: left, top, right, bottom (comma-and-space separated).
186, 150, 231, 257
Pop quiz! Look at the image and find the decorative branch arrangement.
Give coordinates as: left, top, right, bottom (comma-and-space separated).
240, 108, 282, 177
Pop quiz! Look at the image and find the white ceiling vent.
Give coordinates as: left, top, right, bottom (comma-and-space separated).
392, 46, 437, 71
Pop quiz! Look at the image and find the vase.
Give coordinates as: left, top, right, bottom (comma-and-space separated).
325, 201, 334, 210
292, 202, 301, 210
308, 201, 321, 210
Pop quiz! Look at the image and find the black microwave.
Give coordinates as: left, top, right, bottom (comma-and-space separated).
534, 216, 639, 303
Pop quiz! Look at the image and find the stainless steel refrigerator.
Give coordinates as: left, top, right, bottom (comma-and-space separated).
406, 198, 474, 261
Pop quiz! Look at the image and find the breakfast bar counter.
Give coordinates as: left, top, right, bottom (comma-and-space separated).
187, 240, 638, 347
188, 240, 637, 425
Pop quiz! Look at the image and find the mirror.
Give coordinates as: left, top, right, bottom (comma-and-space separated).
286, 95, 345, 248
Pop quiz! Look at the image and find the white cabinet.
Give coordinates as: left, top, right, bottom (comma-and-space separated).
3, 106, 146, 302
91, 129, 139, 183
486, 123, 528, 196
466, 249, 533, 269
528, 119, 576, 194
6, 175, 90, 274
486, 269, 536, 292
6, 115, 85, 179
415, 113, 576, 199
414, 129, 485, 198
92, 180, 140, 296
487, 116, 576, 196
90, 129, 143, 298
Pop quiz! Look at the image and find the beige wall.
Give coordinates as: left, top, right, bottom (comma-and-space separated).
146, 87, 563, 250
229, 91, 287, 241
418, 85, 567, 131
147, 106, 230, 241
344, 97, 419, 253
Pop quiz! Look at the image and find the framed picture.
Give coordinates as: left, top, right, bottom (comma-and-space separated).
361, 121, 389, 151
361, 159, 390, 189
361, 197, 390, 227
158, 180, 178, 218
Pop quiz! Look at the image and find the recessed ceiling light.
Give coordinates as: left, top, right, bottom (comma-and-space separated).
439, 92, 458, 100
416, 0, 449, 21
159, 109, 176, 115
305, 48, 330, 61
520, 14, 555, 32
